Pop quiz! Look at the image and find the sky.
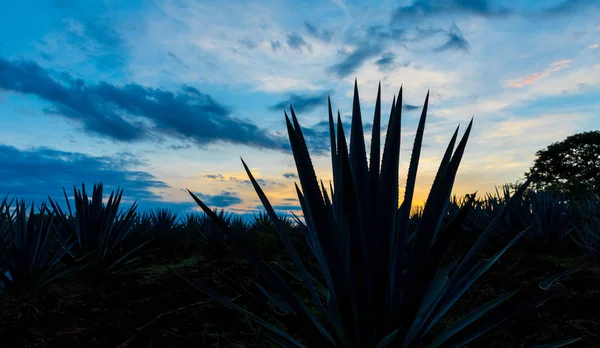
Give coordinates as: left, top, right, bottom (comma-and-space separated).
0, 0, 599, 224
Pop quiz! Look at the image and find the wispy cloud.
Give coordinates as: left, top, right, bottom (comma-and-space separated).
503, 59, 572, 88
434, 22, 470, 53
269, 91, 331, 114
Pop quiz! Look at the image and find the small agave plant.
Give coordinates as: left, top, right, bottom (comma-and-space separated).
173, 80, 582, 347
148, 208, 179, 242
0, 197, 74, 298
47, 183, 152, 281
196, 208, 234, 255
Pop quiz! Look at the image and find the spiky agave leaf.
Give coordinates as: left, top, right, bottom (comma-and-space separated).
0, 197, 75, 298
197, 207, 232, 255
47, 183, 151, 279
176, 80, 582, 347
148, 208, 179, 241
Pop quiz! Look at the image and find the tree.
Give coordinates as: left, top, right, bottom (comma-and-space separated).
525, 130, 600, 201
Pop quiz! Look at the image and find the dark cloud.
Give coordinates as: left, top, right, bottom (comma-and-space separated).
271, 40, 283, 52
229, 176, 280, 188
0, 56, 292, 153
375, 52, 410, 71
191, 190, 243, 208
282, 172, 297, 179
167, 52, 189, 68
286, 32, 313, 53
391, 0, 513, 25
269, 91, 331, 114
327, 44, 385, 78
203, 174, 225, 180
538, 0, 600, 16
0, 144, 170, 211
252, 204, 302, 213
404, 103, 420, 111
166, 144, 191, 150
304, 21, 333, 42
238, 38, 257, 49
390, 0, 599, 25
434, 22, 470, 52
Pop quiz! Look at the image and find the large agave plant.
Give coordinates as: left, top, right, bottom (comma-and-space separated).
0, 197, 74, 298
525, 190, 574, 250
174, 81, 581, 347
47, 183, 152, 279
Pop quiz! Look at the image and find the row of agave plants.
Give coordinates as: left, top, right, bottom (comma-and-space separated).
0, 187, 301, 298
441, 187, 599, 256
1, 79, 598, 346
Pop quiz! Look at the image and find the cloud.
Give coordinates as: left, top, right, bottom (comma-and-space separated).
191, 190, 243, 208
166, 52, 189, 68
270, 40, 283, 52
40, 18, 127, 70
286, 32, 313, 53
282, 172, 298, 179
391, 0, 512, 25
539, 0, 600, 17
0, 144, 170, 207
238, 38, 257, 49
304, 21, 333, 43
589, 43, 599, 49
404, 103, 421, 111
504, 58, 572, 88
375, 52, 407, 72
327, 44, 386, 78
0, 56, 291, 152
434, 22, 470, 53
269, 91, 331, 114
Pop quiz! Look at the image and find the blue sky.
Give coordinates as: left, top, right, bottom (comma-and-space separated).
0, 0, 599, 223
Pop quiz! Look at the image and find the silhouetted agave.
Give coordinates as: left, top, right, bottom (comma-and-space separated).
197, 208, 232, 254
525, 191, 574, 250
148, 208, 179, 241
174, 80, 581, 347
0, 197, 74, 298
47, 183, 151, 280
571, 193, 600, 258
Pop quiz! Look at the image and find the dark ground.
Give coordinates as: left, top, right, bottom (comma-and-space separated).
1, 231, 599, 348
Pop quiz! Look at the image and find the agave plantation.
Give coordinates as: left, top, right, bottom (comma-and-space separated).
1, 81, 599, 347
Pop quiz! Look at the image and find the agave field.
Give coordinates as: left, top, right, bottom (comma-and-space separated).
1, 81, 599, 347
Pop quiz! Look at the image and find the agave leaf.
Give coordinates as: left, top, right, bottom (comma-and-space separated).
169, 266, 307, 347
530, 337, 583, 348
428, 288, 521, 348
186, 189, 337, 345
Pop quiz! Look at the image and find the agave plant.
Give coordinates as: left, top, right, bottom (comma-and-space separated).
47, 183, 152, 280
182, 212, 203, 235
0, 197, 74, 298
173, 80, 581, 347
524, 190, 574, 250
148, 208, 179, 241
571, 193, 600, 258
196, 207, 233, 255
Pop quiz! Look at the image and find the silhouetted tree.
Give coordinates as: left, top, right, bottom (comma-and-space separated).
525, 130, 600, 201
